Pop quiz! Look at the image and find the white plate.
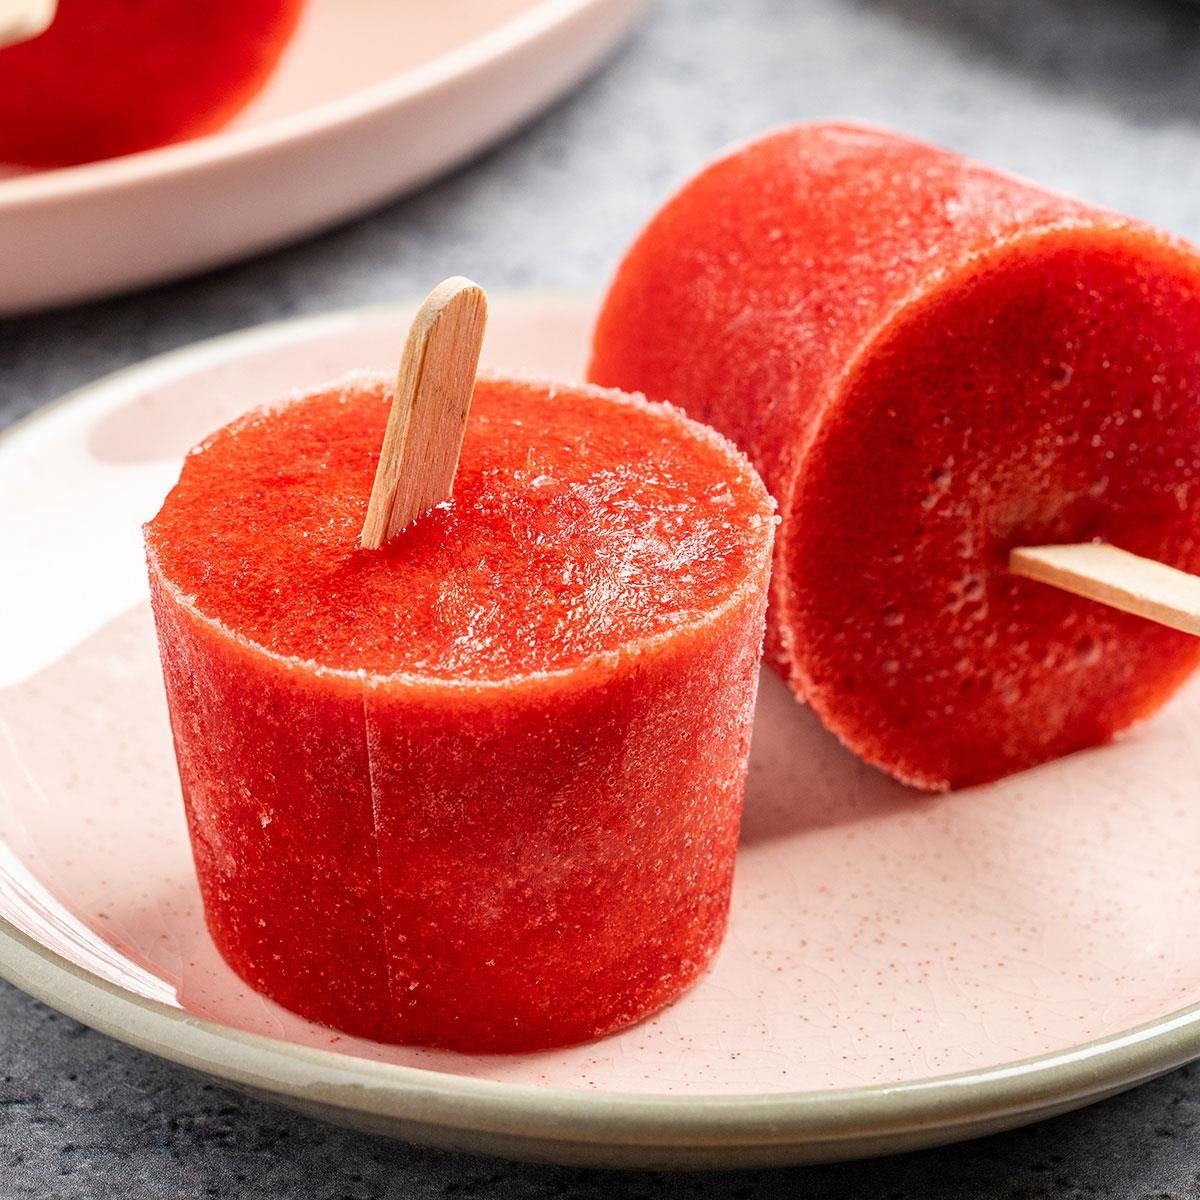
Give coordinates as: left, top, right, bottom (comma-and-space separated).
0, 0, 645, 315
3, 297, 1200, 1169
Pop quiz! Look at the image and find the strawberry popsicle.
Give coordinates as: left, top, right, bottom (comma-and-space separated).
590, 122, 1200, 790
0, 0, 305, 166
145, 373, 774, 1051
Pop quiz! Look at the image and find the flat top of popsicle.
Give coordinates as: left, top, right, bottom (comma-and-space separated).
145, 374, 774, 682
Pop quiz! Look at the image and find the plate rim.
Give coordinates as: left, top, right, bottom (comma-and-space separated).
0, 0, 646, 209
4, 915, 1200, 1151
4, 302, 1200, 1161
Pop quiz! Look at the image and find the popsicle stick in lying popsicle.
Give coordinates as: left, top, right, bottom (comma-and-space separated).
1010, 543, 1200, 637
360, 276, 488, 549
0, 0, 55, 48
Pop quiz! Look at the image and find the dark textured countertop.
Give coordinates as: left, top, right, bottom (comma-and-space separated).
6, 0, 1200, 1194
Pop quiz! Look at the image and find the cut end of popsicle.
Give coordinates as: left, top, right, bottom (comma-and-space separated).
360, 277, 488, 549
1010, 542, 1200, 637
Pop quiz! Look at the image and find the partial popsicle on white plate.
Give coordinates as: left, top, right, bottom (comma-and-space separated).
0, 0, 649, 313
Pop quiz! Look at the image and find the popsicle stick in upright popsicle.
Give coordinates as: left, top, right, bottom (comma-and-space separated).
1010, 543, 1200, 637
0, 0, 55, 48
361, 277, 488, 549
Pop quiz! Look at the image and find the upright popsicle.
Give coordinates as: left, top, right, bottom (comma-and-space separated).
145, 281, 775, 1051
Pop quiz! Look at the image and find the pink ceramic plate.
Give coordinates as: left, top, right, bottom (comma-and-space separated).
0, 0, 645, 315
3, 296, 1200, 1169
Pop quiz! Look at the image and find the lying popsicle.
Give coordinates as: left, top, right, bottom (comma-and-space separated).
590, 122, 1200, 791
145, 280, 775, 1051
0, 0, 305, 166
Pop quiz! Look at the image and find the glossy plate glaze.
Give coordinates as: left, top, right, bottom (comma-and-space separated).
0, 0, 645, 315
3, 297, 1200, 1169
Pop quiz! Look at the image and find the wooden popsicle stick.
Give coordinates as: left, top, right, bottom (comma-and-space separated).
0, 0, 55, 48
360, 277, 488, 549
1010, 543, 1200, 637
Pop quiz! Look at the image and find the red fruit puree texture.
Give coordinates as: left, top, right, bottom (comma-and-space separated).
589, 122, 1200, 791
0, 0, 305, 166
145, 374, 774, 1052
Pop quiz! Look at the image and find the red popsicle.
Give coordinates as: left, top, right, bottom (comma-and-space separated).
145, 319, 774, 1049
0, 0, 305, 166
590, 122, 1200, 791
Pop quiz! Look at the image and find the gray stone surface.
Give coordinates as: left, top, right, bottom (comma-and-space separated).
6, 0, 1200, 1193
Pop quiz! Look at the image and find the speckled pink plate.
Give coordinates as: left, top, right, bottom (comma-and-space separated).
3, 297, 1200, 1169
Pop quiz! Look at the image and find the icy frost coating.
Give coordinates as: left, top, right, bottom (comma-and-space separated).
590, 122, 1200, 790
145, 375, 774, 1051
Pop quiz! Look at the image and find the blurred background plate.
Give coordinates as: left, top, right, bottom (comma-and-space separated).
0, 0, 646, 316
